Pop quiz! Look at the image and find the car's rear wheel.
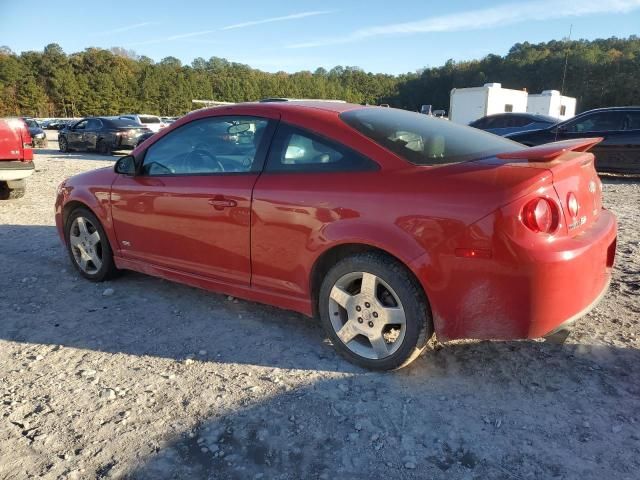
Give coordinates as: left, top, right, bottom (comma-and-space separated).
59, 137, 69, 153
319, 252, 432, 370
65, 208, 118, 281
0, 180, 25, 200
96, 139, 111, 155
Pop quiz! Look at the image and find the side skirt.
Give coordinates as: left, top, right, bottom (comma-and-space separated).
114, 256, 313, 317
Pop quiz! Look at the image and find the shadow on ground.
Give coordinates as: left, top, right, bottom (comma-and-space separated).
127, 340, 640, 479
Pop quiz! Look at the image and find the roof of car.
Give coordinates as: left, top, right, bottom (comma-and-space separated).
208, 100, 363, 115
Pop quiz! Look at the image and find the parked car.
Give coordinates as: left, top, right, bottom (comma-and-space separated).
119, 114, 165, 133
135, 131, 156, 148
506, 107, 640, 173
58, 117, 151, 154
55, 102, 617, 370
0, 118, 34, 199
45, 119, 72, 130
469, 113, 559, 136
22, 118, 47, 148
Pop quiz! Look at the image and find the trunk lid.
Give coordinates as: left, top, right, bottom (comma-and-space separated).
481, 138, 603, 237
0, 118, 32, 161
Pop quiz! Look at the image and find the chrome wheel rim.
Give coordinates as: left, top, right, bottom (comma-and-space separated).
69, 217, 103, 274
328, 272, 406, 360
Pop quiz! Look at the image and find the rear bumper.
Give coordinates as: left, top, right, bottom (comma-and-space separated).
415, 209, 617, 341
0, 161, 35, 181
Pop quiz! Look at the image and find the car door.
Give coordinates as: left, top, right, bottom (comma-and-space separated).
110, 114, 276, 285
83, 118, 103, 151
68, 120, 87, 150
612, 110, 640, 173
556, 111, 626, 170
251, 122, 379, 298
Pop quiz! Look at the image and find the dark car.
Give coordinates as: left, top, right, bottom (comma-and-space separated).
59, 117, 151, 154
469, 113, 559, 136
135, 131, 156, 148
46, 119, 72, 130
506, 107, 640, 173
22, 118, 47, 148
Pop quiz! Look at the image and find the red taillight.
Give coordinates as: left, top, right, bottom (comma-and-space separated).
567, 192, 579, 218
522, 198, 559, 233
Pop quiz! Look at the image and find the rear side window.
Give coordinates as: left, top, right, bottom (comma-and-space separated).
265, 124, 378, 173
340, 108, 524, 166
86, 119, 103, 130
624, 112, 640, 130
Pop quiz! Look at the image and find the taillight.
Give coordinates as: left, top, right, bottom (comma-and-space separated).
522, 198, 559, 233
567, 192, 579, 217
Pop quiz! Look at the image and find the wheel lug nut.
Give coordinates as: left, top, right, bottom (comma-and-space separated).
368, 321, 374, 327
365, 302, 371, 308
357, 317, 363, 323
355, 306, 361, 312
373, 312, 378, 318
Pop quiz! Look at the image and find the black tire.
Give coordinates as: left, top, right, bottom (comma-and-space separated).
96, 139, 111, 155
59, 136, 69, 153
0, 181, 25, 200
64, 207, 119, 282
319, 252, 433, 370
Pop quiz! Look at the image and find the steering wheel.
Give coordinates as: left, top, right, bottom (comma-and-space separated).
184, 148, 225, 173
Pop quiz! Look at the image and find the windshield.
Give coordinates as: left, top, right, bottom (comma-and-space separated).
25, 119, 39, 128
340, 107, 525, 166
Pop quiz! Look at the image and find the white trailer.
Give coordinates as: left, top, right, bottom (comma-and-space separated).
449, 83, 528, 125
527, 90, 576, 121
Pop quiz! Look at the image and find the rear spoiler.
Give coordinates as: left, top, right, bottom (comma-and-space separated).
497, 137, 603, 161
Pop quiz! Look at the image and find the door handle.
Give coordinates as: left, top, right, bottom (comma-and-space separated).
208, 197, 237, 210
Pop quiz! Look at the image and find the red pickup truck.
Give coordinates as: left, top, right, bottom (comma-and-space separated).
0, 118, 34, 199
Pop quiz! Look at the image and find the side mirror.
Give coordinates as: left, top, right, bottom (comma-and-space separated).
114, 155, 136, 175
554, 125, 568, 134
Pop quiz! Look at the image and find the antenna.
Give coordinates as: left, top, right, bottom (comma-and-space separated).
556, 24, 573, 141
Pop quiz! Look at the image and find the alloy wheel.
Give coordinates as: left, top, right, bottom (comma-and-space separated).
328, 271, 406, 360
69, 216, 103, 274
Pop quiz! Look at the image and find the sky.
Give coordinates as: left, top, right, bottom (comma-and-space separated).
1, 0, 639, 74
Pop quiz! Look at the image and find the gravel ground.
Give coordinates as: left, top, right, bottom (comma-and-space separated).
1, 146, 639, 480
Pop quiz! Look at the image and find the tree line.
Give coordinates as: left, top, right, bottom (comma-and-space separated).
1, 36, 638, 118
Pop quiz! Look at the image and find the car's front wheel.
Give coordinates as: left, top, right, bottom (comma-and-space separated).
319, 252, 433, 370
65, 207, 118, 281
0, 180, 25, 200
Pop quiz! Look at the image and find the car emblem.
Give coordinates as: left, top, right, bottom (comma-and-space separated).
588, 180, 596, 193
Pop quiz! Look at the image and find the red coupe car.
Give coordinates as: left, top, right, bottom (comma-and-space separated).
55, 102, 617, 370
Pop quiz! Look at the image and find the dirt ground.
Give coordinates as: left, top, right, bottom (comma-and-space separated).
1, 145, 639, 480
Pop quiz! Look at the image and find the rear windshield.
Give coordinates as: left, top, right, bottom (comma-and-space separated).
139, 115, 161, 124
111, 118, 144, 128
340, 108, 525, 165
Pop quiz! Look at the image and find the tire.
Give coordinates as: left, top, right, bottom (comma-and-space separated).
64, 207, 118, 282
319, 252, 433, 370
0, 181, 25, 200
96, 139, 111, 155
59, 136, 69, 153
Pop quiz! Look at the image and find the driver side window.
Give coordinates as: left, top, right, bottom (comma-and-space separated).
565, 112, 624, 133
141, 116, 269, 176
